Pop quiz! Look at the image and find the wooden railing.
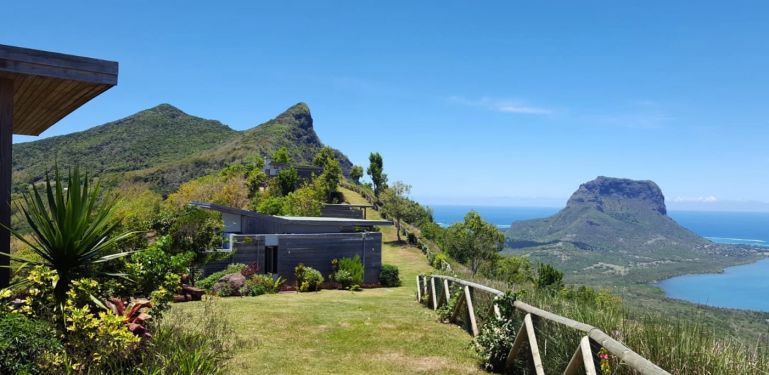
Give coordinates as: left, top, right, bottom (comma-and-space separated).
417, 274, 671, 375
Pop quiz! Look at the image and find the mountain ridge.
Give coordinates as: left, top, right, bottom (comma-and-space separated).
505, 176, 761, 284
13, 102, 352, 195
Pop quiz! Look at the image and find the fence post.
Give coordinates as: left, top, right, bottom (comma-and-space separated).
430, 277, 438, 310
443, 279, 451, 307
416, 275, 422, 302
463, 285, 479, 336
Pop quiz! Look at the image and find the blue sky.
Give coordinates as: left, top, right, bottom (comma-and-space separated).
3, 1, 769, 210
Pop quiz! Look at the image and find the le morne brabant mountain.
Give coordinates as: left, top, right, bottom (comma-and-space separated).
12, 103, 352, 195
505, 176, 765, 285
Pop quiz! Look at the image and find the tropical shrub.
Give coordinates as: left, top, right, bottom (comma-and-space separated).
295, 264, 323, 292
473, 292, 518, 372
536, 263, 564, 290
2, 166, 135, 302
431, 252, 449, 270
0, 312, 63, 374
125, 236, 193, 301
334, 269, 354, 289
125, 300, 237, 375
240, 274, 284, 296
379, 264, 401, 287
197, 263, 247, 290
337, 255, 364, 286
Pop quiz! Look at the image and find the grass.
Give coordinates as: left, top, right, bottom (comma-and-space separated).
171, 187, 483, 374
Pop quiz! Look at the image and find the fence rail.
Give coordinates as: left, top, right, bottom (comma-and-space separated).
417, 274, 670, 375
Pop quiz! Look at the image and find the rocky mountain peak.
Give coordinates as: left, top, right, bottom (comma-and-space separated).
566, 176, 667, 215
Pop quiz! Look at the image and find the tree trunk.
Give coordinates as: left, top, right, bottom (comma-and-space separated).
396, 218, 402, 242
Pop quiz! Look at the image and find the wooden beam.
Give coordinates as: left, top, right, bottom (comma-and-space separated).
580, 336, 598, 375
416, 275, 422, 302
524, 314, 545, 375
430, 277, 438, 310
464, 285, 479, 336
442, 279, 451, 307
0, 44, 117, 85
0, 78, 12, 288
505, 317, 529, 369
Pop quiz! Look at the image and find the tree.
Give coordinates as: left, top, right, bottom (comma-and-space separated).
275, 167, 299, 196
2, 166, 135, 303
313, 147, 342, 202
536, 263, 564, 290
349, 165, 364, 184
444, 211, 504, 275
312, 146, 336, 168
380, 181, 412, 242
271, 147, 291, 165
366, 152, 388, 197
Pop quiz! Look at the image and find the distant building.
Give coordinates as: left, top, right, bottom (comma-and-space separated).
191, 201, 392, 284
263, 157, 322, 181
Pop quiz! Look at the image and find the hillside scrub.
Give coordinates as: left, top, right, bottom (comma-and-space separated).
366, 177, 769, 374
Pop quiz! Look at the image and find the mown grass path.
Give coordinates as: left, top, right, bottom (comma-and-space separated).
174, 188, 482, 374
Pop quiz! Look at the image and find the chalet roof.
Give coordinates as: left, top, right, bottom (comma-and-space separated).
190, 201, 392, 226
323, 203, 376, 209
0, 44, 118, 135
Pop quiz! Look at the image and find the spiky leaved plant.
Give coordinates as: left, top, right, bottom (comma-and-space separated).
2, 166, 135, 303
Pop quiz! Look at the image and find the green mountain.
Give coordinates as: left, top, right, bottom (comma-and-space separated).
505, 176, 762, 284
13, 103, 352, 195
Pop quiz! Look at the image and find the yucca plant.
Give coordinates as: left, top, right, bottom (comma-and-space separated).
1, 166, 135, 303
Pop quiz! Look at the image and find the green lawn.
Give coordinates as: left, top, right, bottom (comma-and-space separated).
172, 188, 482, 374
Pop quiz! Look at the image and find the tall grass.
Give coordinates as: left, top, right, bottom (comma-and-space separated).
431, 269, 769, 374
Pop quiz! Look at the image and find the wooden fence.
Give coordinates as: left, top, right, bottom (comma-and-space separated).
417, 274, 671, 375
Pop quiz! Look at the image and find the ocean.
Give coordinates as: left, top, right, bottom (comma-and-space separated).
429, 205, 769, 312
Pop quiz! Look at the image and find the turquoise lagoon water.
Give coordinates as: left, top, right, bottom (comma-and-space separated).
429, 205, 769, 312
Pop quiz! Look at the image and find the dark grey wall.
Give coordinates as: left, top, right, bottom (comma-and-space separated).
320, 206, 364, 219
202, 232, 382, 285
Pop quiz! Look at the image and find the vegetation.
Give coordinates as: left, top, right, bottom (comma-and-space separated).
0, 312, 62, 374
173, 189, 483, 374
349, 165, 364, 184
295, 264, 324, 292
333, 256, 364, 288
366, 152, 388, 197
240, 274, 284, 296
13, 103, 353, 196
444, 211, 504, 275
379, 264, 401, 287
3, 166, 135, 303
380, 181, 412, 242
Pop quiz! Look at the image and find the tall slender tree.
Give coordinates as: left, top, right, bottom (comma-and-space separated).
380, 181, 411, 242
366, 152, 388, 197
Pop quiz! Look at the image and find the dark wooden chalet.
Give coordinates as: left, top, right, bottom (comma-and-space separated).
191, 202, 392, 284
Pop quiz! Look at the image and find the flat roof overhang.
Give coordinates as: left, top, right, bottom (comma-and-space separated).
190, 201, 393, 227
0, 44, 118, 287
0, 44, 118, 135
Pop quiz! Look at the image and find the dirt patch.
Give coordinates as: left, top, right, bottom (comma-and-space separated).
372, 351, 479, 373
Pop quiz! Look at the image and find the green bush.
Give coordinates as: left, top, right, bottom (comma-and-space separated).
407, 232, 418, 245
472, 292, 517, 372
0, 313, 63, 374
334, 269, 354, 289
124, 300, 237, 375
125, 236, 193, 299
337, 256, 364, 286
431, 253, 448, 269
197, 263, 247, 290
241, 274, 285, 296
379, 264, 401, 287
536, 263, 564, 290
295, 264, 323, 292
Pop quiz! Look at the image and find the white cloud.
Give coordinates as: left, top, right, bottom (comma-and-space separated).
671, 195, 719, 203
449, 96, 553, 115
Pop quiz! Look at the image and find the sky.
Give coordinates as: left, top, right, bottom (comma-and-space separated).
3, 1, 769, 211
